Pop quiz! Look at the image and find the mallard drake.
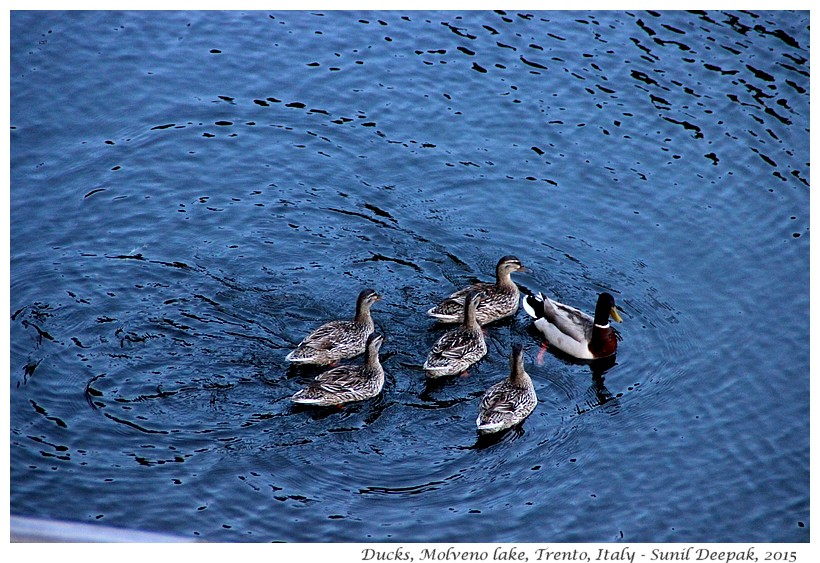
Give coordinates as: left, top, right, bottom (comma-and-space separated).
427, 255, 525, 325
423, 291, 487, 378
291, 332, 385, 406
522, 291, 623, 360
285, 289, 381, 366
476, 343, 537, 434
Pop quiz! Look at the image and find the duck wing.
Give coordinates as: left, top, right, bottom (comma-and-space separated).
430, 328, 484, 359
541, 299, 593, 344
292, 365, 368, 405
299, 320, 357, 350
476, 381, 534, 431
428, 282, 494, 317
445, 282, 494, 301
479, 384, 520, 414
311, 365, 364, 392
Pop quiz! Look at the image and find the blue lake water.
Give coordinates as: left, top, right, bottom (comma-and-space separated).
9, 10, 809, 543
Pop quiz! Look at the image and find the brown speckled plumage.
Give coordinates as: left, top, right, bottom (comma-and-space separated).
476, 344, 537, 434
423, 291, 487, 378
285, 289, 381, 366
427, 256, 525, 325
291, 333, 385, 406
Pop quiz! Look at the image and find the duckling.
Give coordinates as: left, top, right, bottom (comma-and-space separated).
476, 343, 537, 434
522, 291, 622, 360
285, 289, 381, 366
427, 255, 525, 325
291, 332, 385, 406
423, 291, 487, 378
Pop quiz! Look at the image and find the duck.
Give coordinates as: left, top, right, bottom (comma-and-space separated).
427, 255, 526, 325
522, 291, 623, 360
291, 332, 385, 406
476, 343, 537, 434
423, 291, 487, 378
285, 289, 381, 366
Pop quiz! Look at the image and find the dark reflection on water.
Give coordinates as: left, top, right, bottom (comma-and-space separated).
10, 10, 808, 542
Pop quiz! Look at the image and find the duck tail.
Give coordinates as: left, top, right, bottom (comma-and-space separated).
285, 347, 312, 363
476, 420, 505, 434
521, 293, 545, 319
291, 394, 326, 405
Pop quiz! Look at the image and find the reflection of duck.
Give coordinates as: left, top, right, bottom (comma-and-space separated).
423, 292, 487, 378
291, 333, 385, 406
589, 371, 615, 407
522, 291, 622, 360
581, 356, 618, 412
427, 256, 525, 325
285, 289, 381, 366
476, 344, 537, 435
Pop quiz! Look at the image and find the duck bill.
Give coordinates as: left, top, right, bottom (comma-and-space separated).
610, 307, 623, 323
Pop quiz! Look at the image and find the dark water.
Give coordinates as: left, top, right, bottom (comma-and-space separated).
10, 10, 809, 543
